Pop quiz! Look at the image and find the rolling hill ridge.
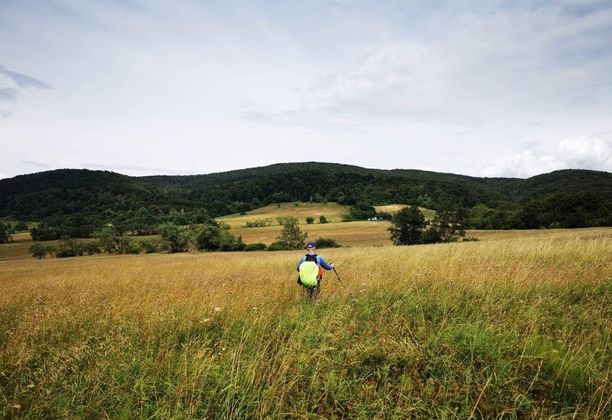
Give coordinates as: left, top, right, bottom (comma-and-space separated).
0, 162, 610, 236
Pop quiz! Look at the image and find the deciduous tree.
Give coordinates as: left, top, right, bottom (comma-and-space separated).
30, 242, 47, 259
0, 222, 10, 243
388, 205, 426, 245
277, 217, 307, 249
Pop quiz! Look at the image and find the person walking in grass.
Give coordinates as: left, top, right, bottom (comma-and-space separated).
296, 241, 334, 302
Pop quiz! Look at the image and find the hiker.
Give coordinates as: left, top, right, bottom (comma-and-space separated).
296, 241, 334, 301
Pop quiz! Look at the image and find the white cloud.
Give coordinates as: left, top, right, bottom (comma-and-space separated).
484, 150, 566, 178
557, 133, 612, 170
484, 132, 612, 177
250, 2, 612, 129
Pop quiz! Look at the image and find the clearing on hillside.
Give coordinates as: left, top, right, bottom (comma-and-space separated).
217, 202, 350, 227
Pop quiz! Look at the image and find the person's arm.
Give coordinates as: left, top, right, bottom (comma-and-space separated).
296, 256, 305, 271
317, 256, 334, 270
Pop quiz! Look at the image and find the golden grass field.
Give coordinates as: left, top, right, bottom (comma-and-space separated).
1, 227, 611, 417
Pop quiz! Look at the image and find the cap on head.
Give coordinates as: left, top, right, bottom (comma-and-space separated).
306, 241, 316, 249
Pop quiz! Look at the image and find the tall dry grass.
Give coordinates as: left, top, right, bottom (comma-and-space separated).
1, 229, 610, 418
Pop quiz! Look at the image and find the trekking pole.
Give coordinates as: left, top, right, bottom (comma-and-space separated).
332, 267, 343, 285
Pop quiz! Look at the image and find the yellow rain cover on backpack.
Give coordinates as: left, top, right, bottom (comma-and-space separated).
299, 261, 319, 287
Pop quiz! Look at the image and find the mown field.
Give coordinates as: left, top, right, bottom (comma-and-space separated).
374, 204, 436, 220
231, 220, 392, 247
1, 228, 610, 418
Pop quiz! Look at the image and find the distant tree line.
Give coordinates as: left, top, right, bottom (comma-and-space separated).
30, 221, 248, 259
29, 207, 214, 240
467, 192, 611, 229
29, 219, 341, 259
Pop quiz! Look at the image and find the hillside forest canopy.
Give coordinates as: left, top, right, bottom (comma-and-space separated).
0, 162, 610, 240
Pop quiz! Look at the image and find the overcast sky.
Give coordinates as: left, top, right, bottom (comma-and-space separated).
1, 0, 611, 180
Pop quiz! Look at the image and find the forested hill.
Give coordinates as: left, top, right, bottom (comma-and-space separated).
0, 162, 610, 237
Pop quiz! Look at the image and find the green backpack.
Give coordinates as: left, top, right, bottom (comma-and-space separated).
299, 254, 320, 287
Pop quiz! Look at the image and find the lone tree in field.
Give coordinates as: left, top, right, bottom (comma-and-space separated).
388, 205, 426, 245
427, 206, 466, 243
30, 242, 47, 259
277, 217, 307, 249
389, 205, 467, 245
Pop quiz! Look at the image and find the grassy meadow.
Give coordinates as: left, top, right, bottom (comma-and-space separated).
1, 228, 611, 418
